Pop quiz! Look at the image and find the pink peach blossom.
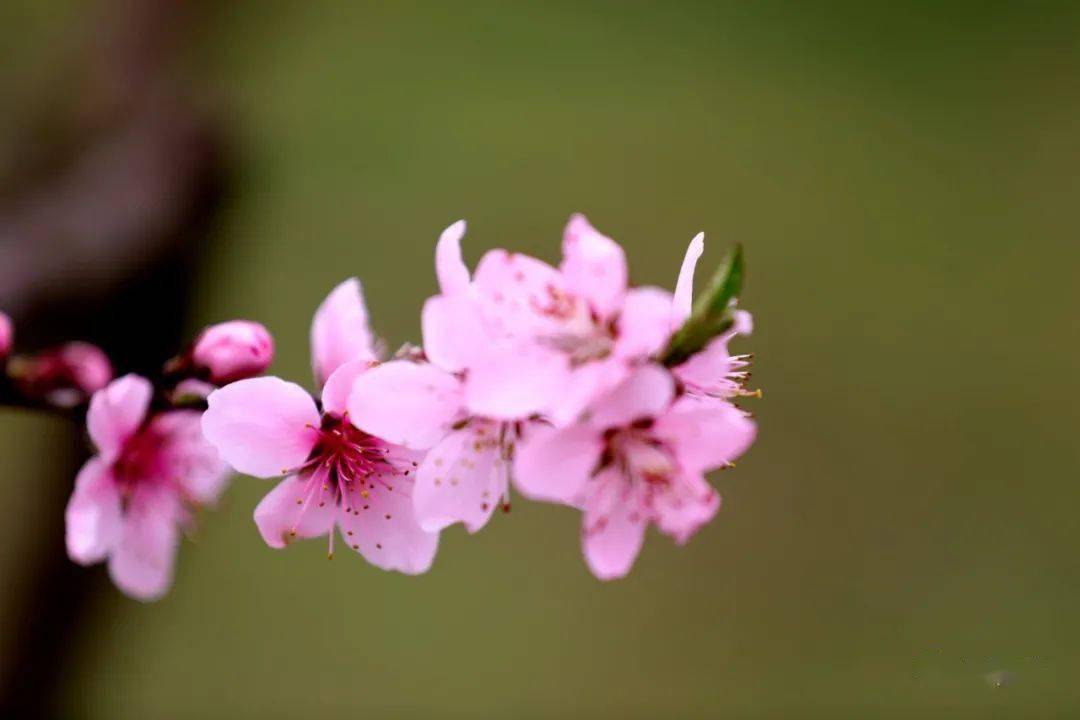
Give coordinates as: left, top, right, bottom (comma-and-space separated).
201, 280, 437, 573
514, 364, 755, 580
351, 224, 533, 533
671, 235, 755, 403
423, 215, 675, 426
192, 320, 274, 384
65, 375, 230, 600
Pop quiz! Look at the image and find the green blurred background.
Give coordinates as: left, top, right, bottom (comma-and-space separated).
2, 1, 1080, 717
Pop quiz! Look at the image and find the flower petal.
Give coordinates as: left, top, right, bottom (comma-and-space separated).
338, 474, 439, 574
348, 361, 464, 449
672, 232, 704, 328
413, 423, 504, 533
421, 294, 485, 373
545, 359, 630, 427
435, 220, 470, 294
310, 278, 377, 387
65, 457, 121, 564
463, 340, 567, 420
148, 411, 232, 505
581, 469, 647, 580
653, 471, 720, 544
202, 377, 320, 478
107, 486, 180, 601
87, 374, 152, 462
472, 249, 564, 336
560, 214, 627, 318
653, 397, 756, 473
253, 474, 338, 549
321, 358, 376, 417
513, 423, 601, 505
587, 364, 674, 429
616, 286, 675, 359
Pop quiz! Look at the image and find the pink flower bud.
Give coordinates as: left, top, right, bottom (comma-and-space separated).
192, 321, 274, 384
10, 342, 114, 408
0, 312, 12, 360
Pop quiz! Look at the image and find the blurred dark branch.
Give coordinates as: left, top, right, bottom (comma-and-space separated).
0, 0, 227, 717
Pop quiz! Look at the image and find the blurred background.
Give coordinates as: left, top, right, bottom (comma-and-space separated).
2, 1, 1079, 718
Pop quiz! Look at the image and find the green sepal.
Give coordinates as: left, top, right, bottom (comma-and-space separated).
660, 243, 744, 367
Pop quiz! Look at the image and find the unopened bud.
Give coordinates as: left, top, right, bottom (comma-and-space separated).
192, 321, 274, 384
0, 312, 12, 360
10, 342, 113, 408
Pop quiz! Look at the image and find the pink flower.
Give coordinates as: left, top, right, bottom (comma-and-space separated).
10, 341, 113, 408
348, 222, 540, 533
514, 364, 755, 580
201, 279, 438, 573
192, 320, 274, 384
671, 235, 755, 403
424, 215, 676, 425
0, 311, 12, 359
65, 375, 230, 600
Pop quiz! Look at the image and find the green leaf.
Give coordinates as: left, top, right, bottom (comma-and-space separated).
660, 243, 744, 367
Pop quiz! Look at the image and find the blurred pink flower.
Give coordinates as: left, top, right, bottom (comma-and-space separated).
425, 215, 676, 425
65, 374, 230, 600
0, 311, 12, 359
192, 320, 274, 384
670, 235, 756, 403
10, 341, 113, 407
349, 223, 537, 533
201, 280, 438, 573
514, 364, 755, 580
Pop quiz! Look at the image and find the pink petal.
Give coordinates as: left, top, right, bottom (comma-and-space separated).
107, 486, 181, 601
472, 249, 565, 336
65, 457, 121, 564
463, 340, 567, 420
347, 361, 464, 449
321, 358, 376, 417
581, 469, 647, 580
421, 294, 486, 373
513, 423, 601, 505
87, 374, 152, 462
587, 364, 674, 429
150, 411, 231, 505
731, 308, 753, 336
546, 359, 630, 427
310, 278, 377, 387
653, 471, 720, 544
253, 475, 337, 549
653, 397, 756, 473
560, 214, 627, 318
413, 423, 504, 533
672, 232, 704, 328
202, 377, 320, 478
435, 220, 470, 294
338, 473, 439, 574
616, 286, 675, 359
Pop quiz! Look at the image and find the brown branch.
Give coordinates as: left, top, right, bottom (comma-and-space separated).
0, 1, 228, 717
